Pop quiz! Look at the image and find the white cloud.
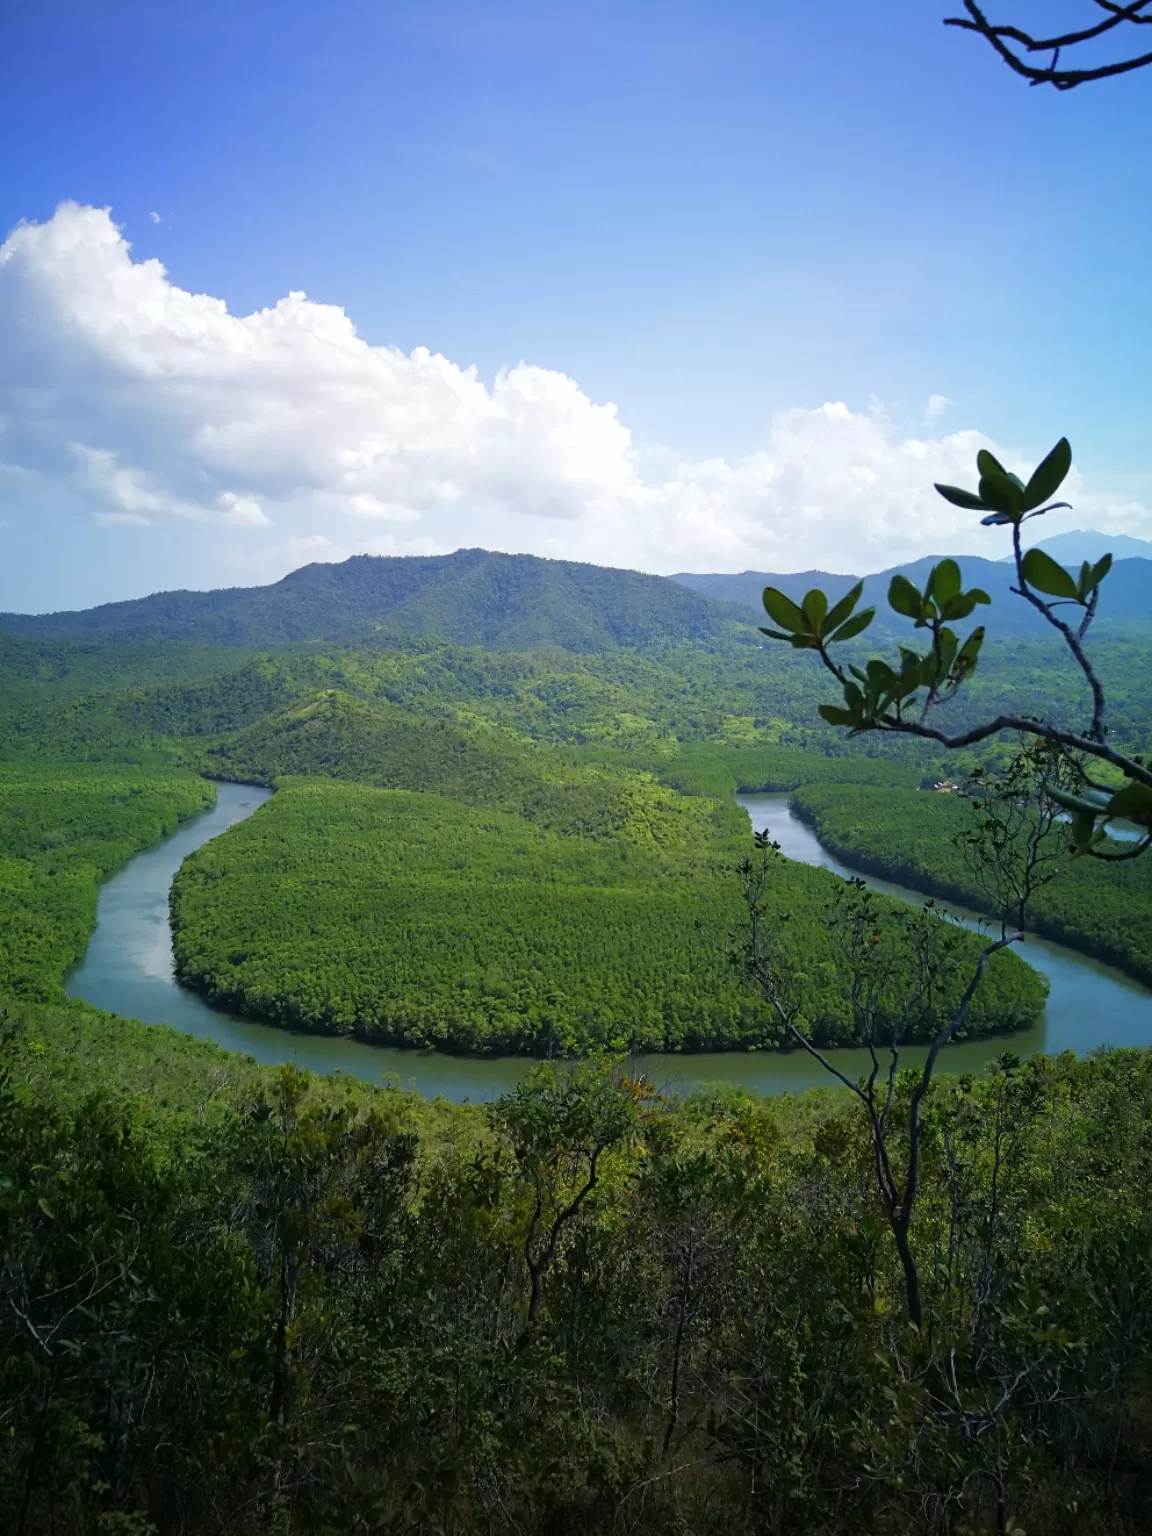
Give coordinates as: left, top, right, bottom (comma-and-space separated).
218, 491, 270, 527
1, 202, 1147, 588
925, 393, 952, 423
72, 444, 214, 521
149, 211, 161, 224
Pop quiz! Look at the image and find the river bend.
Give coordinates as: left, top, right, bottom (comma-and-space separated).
66, 784, 1152, 1102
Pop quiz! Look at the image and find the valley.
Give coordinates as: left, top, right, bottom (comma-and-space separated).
6, 4, 1152, 1519
5, 542, 1152, 1532
4, 547, 1151, 1073
61, 780, 1152, 1102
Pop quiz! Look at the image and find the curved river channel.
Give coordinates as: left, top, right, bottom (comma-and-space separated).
67, 783, 1152, 1103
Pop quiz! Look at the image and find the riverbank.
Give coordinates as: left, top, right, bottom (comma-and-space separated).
62, 782, 1152, 1101
788, 781, 1152, 988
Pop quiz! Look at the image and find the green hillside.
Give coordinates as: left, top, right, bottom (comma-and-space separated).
6, 625, 1147, 786
0, 549, 747, 650
3, 565, 1151, 1534
0, 629, 916, 764
205, 688, 723, 841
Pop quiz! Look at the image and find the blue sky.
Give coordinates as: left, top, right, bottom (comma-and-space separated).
1, 0, 1149, 610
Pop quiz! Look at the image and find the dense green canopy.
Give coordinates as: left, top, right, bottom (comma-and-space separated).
171, 776, 1045, 1054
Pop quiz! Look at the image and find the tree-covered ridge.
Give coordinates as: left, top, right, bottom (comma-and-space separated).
200, 689, 735, 844
0, 764, 214, 1000
203, 690, 912, 840
170, 776, 1045, 1055
791, 780, 1152, 985
4, 625, 1150, 779
589, 740, 923, 797
4, 996, 1152, 1532
0, 548, 750, 650
0, 630, 852, 763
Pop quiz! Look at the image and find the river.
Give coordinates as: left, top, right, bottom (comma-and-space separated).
67, 783, 1152, 1102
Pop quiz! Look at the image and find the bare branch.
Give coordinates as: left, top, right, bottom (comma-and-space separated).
945, 0, 1152, 89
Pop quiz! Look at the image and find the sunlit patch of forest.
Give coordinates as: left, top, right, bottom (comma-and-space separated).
5, 628, 1148, 770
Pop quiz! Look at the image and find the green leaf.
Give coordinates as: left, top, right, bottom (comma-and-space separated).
927, 558, 961, 605
953, 626, 985, 676
823, 581, 864, 634
939, 587, 986, 620
762, 586, 808, 633
896, 646, 922, 673
1049, 785, 1112, 815
976, 448, 1009, 479
1077, 552, 1112, 600
759, 627, 796, 641
827, 607, 875, 643
1069, 810, 1099, 855
936, 628, 959, 674
1021, 547, 1078, 600
935, 483, 988, 511
978, 469, 1023, 517
801, 588, 829, 630
818, 705, 860, 727
1021, 437, 1072, 512
980, 510, 1016, 527
1105, 780, 1152, 829
939, 593, 976, 622
887, 574, 924, 621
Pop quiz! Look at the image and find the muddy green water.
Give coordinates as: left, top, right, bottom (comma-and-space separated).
66, 784, 1152, 1102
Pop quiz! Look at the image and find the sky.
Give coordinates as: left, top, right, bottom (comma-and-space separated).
1, 0, 1149, 612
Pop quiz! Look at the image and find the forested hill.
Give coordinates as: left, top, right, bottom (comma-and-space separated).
673, 553, 1152, 635
0, 549, 747, 651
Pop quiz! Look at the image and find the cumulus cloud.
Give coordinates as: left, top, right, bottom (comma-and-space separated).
1, 202, 1147, 592
218, 491, 270, 527
925, 394, 952, 424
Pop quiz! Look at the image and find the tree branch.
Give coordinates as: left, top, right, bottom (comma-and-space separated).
945, 0, 1152, 89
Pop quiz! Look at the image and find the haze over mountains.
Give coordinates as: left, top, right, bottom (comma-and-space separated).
2, 536, 1149, 652
1031, 529, 1152, 564
673, 547, 1152, 639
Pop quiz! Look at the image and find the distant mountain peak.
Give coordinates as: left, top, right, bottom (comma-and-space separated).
0, 548, 750, 652
1030, 529, 1152, 565
672, 549, 1152, 637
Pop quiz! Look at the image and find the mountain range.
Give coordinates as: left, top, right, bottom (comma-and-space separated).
1, 537, 1149, 652
0, 549, 743, 651
1029, 529, 1152, 564
672, 551, 1152, 638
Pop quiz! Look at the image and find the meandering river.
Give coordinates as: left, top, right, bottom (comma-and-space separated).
67, 783, 1152, 1102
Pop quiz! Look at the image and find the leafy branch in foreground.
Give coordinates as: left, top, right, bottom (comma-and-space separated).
759, 435, 1152, 860
735, 749, 1064, 1330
